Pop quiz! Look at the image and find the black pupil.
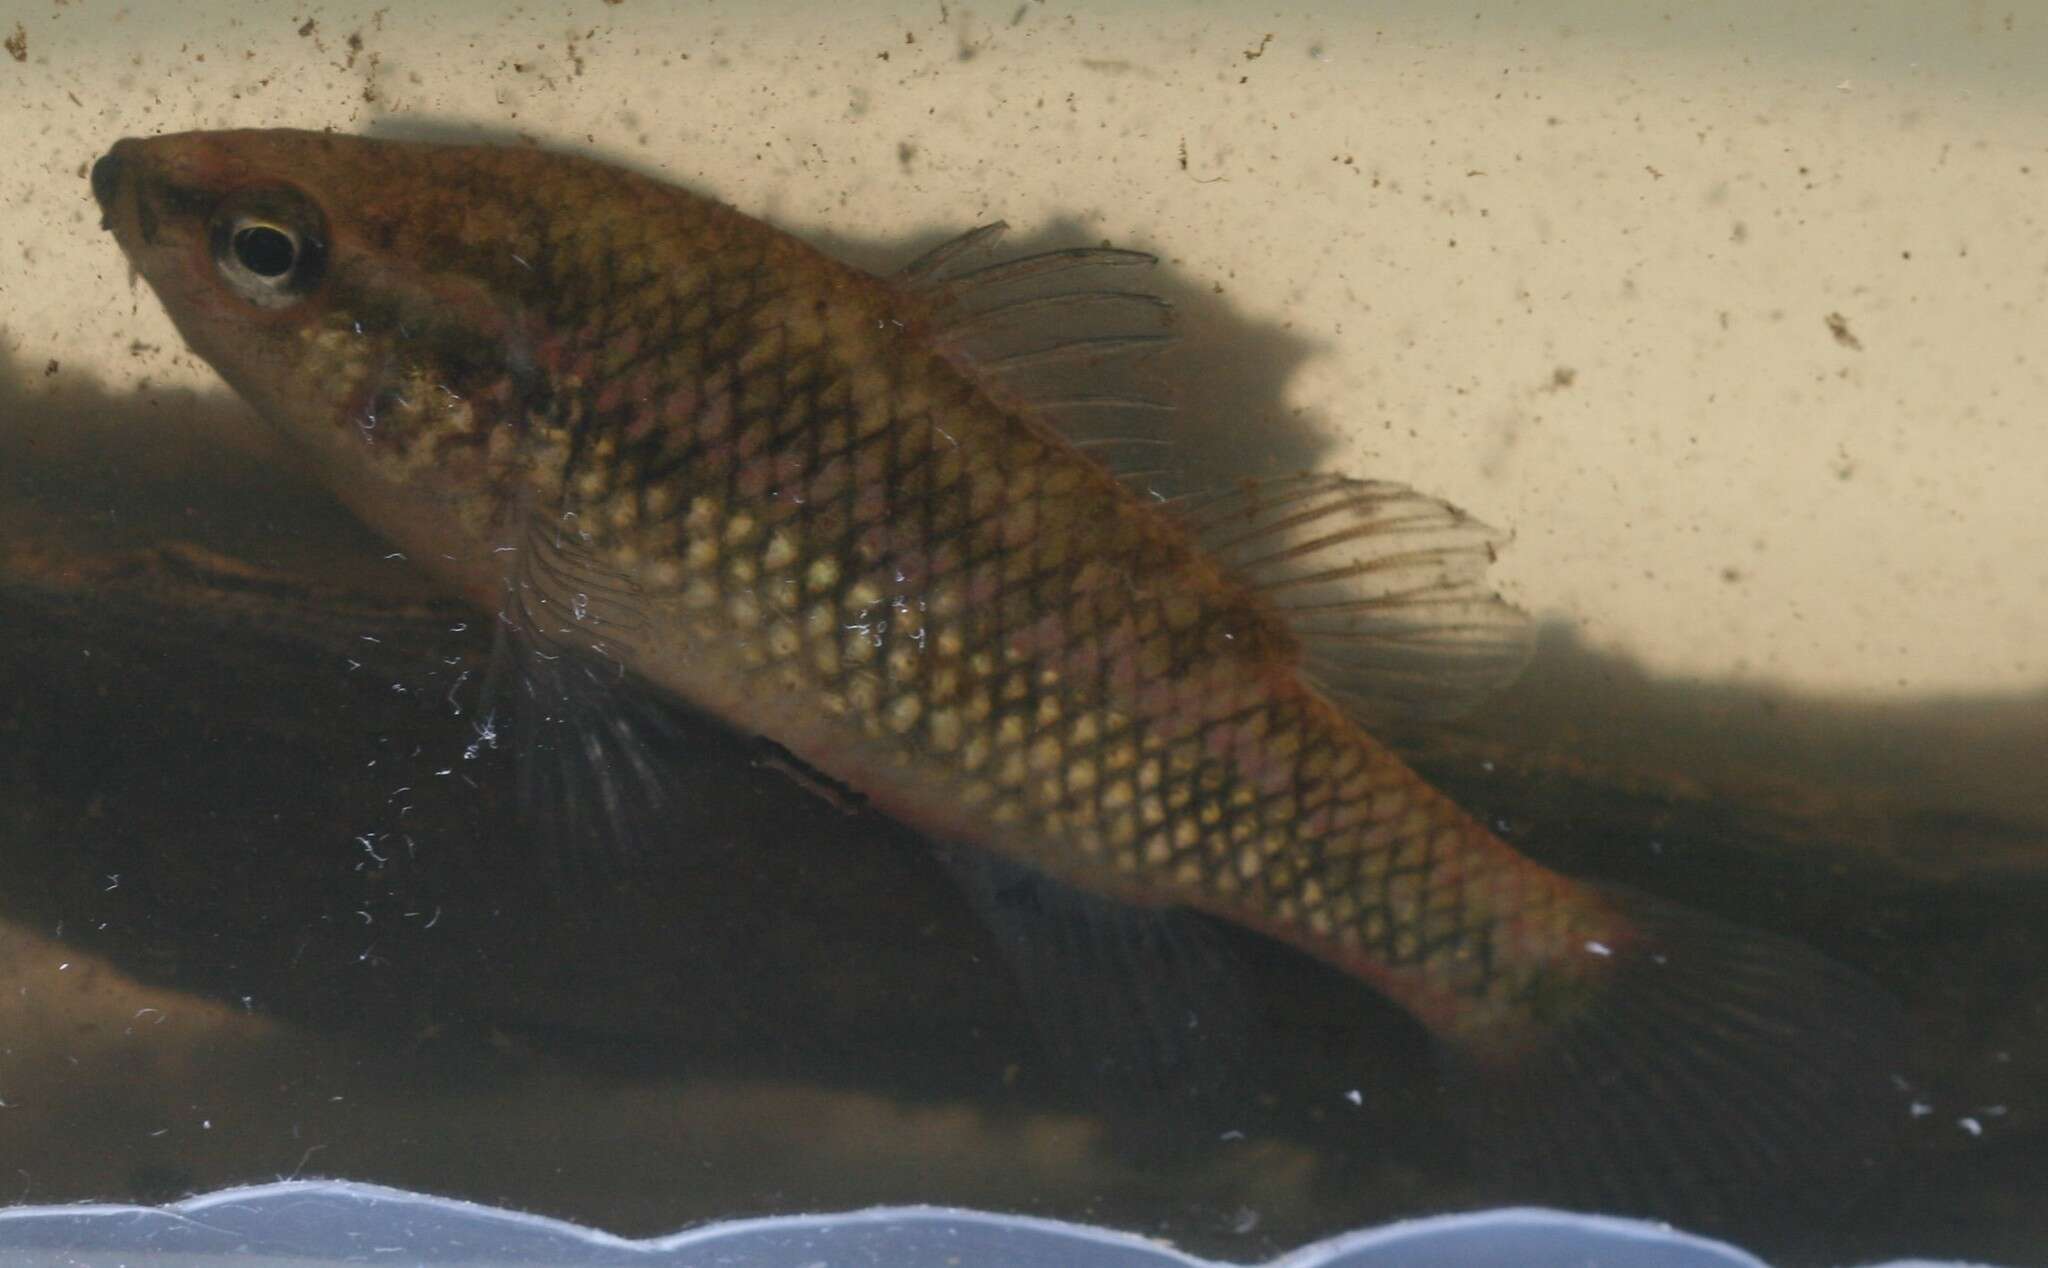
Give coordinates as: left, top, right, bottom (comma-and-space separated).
232, 225, 297, 279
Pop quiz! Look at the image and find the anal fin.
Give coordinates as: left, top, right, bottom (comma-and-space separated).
938, 846, 1258, 1111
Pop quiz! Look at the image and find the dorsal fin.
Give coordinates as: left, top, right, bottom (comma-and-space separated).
1168, 473, 1534, 723
896, 229, 1529, 722
897, 223, 1179, 494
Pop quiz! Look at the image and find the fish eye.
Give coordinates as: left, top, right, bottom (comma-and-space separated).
208, 188, 327, 310
231, 223, 298, 278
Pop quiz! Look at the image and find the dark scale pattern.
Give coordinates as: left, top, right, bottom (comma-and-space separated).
356, 144, 1616, 1035
94, 128, 1923, 1221
116, 131, 1617, 1038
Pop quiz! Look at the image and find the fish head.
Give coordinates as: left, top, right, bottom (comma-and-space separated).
94, 131, 350, 421
91, 129, 559, 553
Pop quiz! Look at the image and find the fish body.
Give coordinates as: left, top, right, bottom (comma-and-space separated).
92, 130, 1902, 1218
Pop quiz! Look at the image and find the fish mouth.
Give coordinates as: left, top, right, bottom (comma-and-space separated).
90, 135, 225, 250
88, 149, 126, 217
89, 138, 159, 247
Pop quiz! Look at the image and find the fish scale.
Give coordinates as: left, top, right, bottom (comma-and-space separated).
94, 128, 1907, 1222
463, 157, 1592, 1034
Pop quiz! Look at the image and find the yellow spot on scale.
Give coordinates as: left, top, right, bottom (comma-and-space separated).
724, 514, 758, 545
806, 557, 840, 593
845, 579, 883, 611
685, 497, 720, 533
685, 537, 719, 570
886, 645, 919, 683
727, 592, 762, 628
1027, 735, 1061, 773
767, 621, 801, 660
885, 694, 923, 734
1065, 761, 1097, 795
995, 751, 1027, 788
928, 708, 962, 752
960, 733, 991, 771
762, 530, 799, 571
682, 578, 719, 609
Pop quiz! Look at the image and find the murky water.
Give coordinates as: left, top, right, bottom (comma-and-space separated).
2, 3, 2043, 1264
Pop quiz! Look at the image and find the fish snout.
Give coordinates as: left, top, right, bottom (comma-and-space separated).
90, 140, 166, 245
89, 149, 126, 211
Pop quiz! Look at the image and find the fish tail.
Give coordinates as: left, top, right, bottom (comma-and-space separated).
1438, 884, 1907, 1228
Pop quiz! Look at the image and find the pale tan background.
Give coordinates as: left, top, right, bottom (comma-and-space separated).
1, 2, 2045, 1244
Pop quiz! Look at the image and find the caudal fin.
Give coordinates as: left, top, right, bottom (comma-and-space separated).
1441, 886, 1908, 1231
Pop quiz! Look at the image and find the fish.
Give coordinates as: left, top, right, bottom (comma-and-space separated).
91, 128, 1904, 1221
